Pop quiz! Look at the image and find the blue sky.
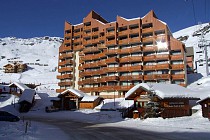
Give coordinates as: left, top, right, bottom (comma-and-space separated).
0, 0, 209, 38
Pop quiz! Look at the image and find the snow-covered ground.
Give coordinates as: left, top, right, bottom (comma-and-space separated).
0, 37, 62, 84
1, 23, 210, 139
1, 78, 210, 140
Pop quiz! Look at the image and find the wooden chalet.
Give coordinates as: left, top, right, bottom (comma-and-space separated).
52, 89, 100, 110
3, 62, 27, 73
197, 96, 210, 119
18, 89, 36, 112
124, 83, 199, 119
9, 82, 30, 97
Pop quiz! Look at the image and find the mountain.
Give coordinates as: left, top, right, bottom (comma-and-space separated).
173, 22, 210, 76
0, 37, 63, 85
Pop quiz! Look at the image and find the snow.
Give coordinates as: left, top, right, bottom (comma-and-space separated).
1, 32, 210, 139
125, 83, 198, 99
81, 95, 99, 102
119, 16, 141, 21
60, 88, 85, 98
9, 82, 30, 91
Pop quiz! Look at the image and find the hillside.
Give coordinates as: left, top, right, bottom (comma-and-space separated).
0, 37, 62, 85
173, 22, 210, 76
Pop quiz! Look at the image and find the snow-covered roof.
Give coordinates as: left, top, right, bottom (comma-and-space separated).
120, 16, 141, 21
81, 95, 99, 102
96, 19, 105, 25
60, 89, 85, 98
74, 23, 83, 26
125, 83, 198, 99
197, 95, 210, 103
9, 82, 30, 91
18, 89, 35, 103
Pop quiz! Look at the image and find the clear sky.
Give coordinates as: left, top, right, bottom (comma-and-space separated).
0, 0, 209, 38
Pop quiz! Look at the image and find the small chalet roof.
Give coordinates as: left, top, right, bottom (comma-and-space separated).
18, 89, 36, 103
197, 95, 210, 104
81, 95, 99, 102
9, 82, 30, 91
3, 63, 15, 67
125, 83, 198, 99
58, 88, 99, 102
59, 89, 85, 98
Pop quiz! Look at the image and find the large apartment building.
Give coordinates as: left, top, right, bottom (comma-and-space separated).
56, 10, 187, 98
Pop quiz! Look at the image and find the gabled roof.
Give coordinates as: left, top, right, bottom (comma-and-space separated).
3, 63, 15, 67
59, 89, 85, 98
9, 82, 30, 91
18, 89, 36, 103
58, 88, 99, 102
197, 95, 210, 104
125, 83, 198, 99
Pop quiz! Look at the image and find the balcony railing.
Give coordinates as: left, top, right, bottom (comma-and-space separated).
142, 46, 157, 52
57, 74, 72, 79
156, 63, 170, 70
129, 28, 140, 34
171, 74, 185, 80
170, 54, 184, 60
171, 64, 185, 70
58, 81, 72, 86
58, 67, 73, 72
118, 39, 129, 45
142, 36, 154, 42
118, 30, 128, 36
106, 57, 119, 64
106, 31, 115, 37
106, 40, 116, 45
83, 47, 99, 53
59, 46, 72, 53
105, 49, 120, 55
129, 37, 141, 44
143, 65, 156, 71
73, 45, 84, 51
142, 28, 153, 33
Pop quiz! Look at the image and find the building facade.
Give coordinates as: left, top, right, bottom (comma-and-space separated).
56, 10, 187, 98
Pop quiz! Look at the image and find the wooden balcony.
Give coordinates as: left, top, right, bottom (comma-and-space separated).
57, 74, 72, 79
56, 89, 66, 93
156, 63, 170, 70
129, 37, 141, 44
171, 64, 185, 70
82, 53, 106, 61
83, 40, 92, 46
105, 49, 120, 55
130, 28, 140, 34
171, 74, 185, 80
156, 74, 170, 79
118, 30, 128, 36
83, 32, 92, 38
83, 26, 91, 31
98, 86, 121, 92
73, 38, 82, 44
59, 53, 73, 59
80, 69, 105, 77
119, 85, 134, 91
73, 31, 82, 37
143, 55, 156, 61
92, 38, 99, 44
98, 60, 107, 66
143, 65, 156, 71
58, 67, 73, 72
106, 57, 119, 64
130, 65, 142, 71
79, 78, 99, 85
106, 40, 116, 45
100, 76, 119, 82
58, 60, 73, 66
58, 81, 72, 86
171, 54, 184, 60
119, 39, 129, 45
131, 46, 142, 53
144, 74, 170, 81
117, 67, 130, 72
106, 31, 115, 37
73, 45, 84, 51
83, 47, 99, 53
119, 56, 142, 63
92, 31, 99, 36
156, 54, 170, 61
99, 36, 106, 41
119, 75, 143, 81
97, 44, 106, 49
142, 36, 154, 42
142, 28, 153, 33
106, 67, 118, 73
119, 48, 132, 54
142, 46, 157, 52
59, 46, 72, 53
